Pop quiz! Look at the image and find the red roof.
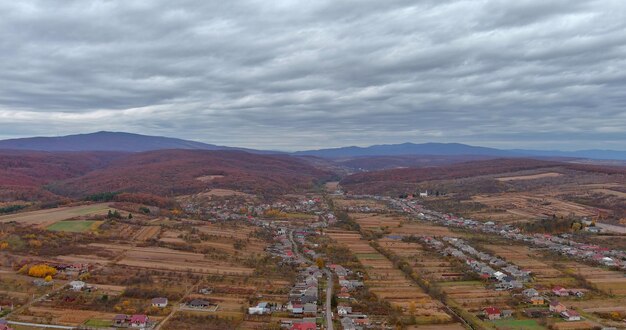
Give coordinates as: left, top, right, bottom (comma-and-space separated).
291, 322, 316, 330
130, 315, 148, 323
484, 307, 501, 315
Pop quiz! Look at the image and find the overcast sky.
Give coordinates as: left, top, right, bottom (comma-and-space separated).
0, 0, 625, 151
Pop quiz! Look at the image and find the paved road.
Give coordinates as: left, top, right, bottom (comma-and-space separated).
323, 268, 334, 330
288, 229, 334, 330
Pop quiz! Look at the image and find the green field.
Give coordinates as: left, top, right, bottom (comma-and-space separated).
47, 220, 102, 233
84, 319, 113, 328
491, 319, 545, 330
355, 253, 386, 259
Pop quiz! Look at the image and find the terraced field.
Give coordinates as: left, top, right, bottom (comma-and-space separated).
327, 230, 450, 321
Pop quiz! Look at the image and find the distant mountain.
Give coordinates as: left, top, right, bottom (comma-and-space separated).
294, 142, 519, 158
513, 149, 626, 161
0, 131, 266, 153
294, 142, 626, 161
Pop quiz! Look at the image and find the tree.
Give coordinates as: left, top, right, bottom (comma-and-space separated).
128, 213, 133, 219
315, 257, 325, 269
28, 264, 57, 278
44, 275, 53, 282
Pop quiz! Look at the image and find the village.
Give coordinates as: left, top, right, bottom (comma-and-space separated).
0, 186, 625, 330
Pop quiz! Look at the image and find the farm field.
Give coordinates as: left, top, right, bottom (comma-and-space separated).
46, 220, 102, 232
496, 172, 563, 181
472, 193, 598, 221
0, 203, 113, 227
352, 212, 461, 237
556, 262, 626, 295
482, 244, 572, 286
326, 230, 451, 322
89, 243, 255, 275
491, 319, 546, 330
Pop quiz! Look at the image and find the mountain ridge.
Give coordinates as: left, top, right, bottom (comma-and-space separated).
0, 132, 624, 160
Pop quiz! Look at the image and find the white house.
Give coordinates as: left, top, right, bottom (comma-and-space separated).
69, 280, 85, 291
337, 305, 352, 316
248, 302, 271, 315
151, 297, 168, 308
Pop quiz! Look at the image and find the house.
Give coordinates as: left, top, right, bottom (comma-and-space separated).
549, 301, 567, 313
337, 305, 352, 316
188, 299, 211, 308
561, 310, 581, 321
248, 302, 271, 315
484, 307, 501, 320
69, 280, 85, 291
530, 296, 545, 305
0, 320, 14, 330
552, 286, 569, 297
130, 314, 148, 328
501, 310, 513, 318
291, 303, 303, 315
303, 303, 317, 316
290, 321, 316, 330
523, 288, 539, 297
341, 317, 357, 330
113, 314, 127, 326
151, 297, 168, 308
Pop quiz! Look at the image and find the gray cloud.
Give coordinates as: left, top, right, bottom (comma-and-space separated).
0, 0, 625, 150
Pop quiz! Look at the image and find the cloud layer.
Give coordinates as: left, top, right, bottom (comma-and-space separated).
1, 0, 625, 150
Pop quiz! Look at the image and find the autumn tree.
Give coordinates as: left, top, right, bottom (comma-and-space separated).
28, 264, 57, 278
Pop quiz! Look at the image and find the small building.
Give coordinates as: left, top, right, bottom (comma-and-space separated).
303, 303, 317, 316
549, 301, 567, 313
290, 321, 316, 330
337, 305, 352, 316
341, 317, 357, 330
552, 286, 569, 297
130, 314, 148, 328
248, 302, 271, 315
151, 297, 168, 308
484, 307, 501, 320
561, 310, 581, 321
69, 280, 85, 291
523, 288, 539, 297
188, 299, 211, 309
530, 296, 545, 305
113, 314, 127, 326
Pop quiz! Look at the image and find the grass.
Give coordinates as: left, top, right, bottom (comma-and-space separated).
355, 253, 386, 259
47, 220, 102, 233
84, 319, 113, 328
492, 319, 546, 330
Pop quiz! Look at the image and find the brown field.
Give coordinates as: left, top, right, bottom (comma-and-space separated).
388, 222, 461, 237
325, 181, 340, 191
472, 193, 597, 221
197, 189, 252, 197
195, 175, 225, 182
134, 225, 161, 241
12, 306, 156, 327
496, 172, 563, 181
551, 320, 598, 330
353, 213, 403, 228
333, 197, 386, 209
592, 188, 626, 198
557, 262, 626, 295
483, 244, 569, 284
327, 230, 450, 320
379, 238, 463, 281
89, 243, 254, 275
407, 324, 467, 330
0, 203, 113, 227
441, 284, 510, 310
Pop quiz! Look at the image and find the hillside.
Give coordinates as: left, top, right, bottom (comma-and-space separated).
339, 158, 626, 196
0, 131, 262, 153
46, 150, 337, 197
0, 150, 128, 201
